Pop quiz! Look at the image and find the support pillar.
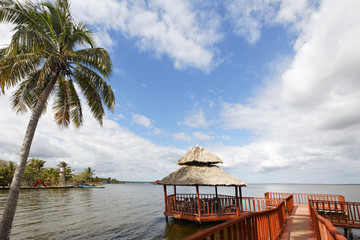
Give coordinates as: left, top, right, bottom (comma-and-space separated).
164, 185, 168, 214
196, 185, 201, 221
235, 186, 240, 216
239, 186, 243, 213
173, 185, 177, 211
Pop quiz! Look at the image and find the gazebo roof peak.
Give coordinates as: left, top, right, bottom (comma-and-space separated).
177, 145, 223, 166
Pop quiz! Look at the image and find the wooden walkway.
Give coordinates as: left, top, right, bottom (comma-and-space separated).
279, 205, 316, 240
184, 193, 351, 240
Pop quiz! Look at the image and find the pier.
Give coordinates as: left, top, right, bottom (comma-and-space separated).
184, 192, 359, 240
279, 205, 317, 240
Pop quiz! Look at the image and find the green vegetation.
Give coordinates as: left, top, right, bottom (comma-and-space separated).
0, 159, 120, 188
0, 161, 15, 188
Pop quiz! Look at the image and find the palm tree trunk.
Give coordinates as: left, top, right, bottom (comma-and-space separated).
0, 72, 59, 239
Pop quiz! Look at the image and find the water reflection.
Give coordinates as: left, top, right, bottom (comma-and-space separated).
155, 217, 220, 240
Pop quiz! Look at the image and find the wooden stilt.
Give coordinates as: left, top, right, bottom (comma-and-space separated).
164, 185, 168, 213
349, 228, 353, 239
173, 185, 177, 211
215, 186, 218, 198
235, 186, 240, 216
196, 185, 201, 222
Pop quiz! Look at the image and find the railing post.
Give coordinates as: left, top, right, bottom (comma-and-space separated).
239, 186, 243, 213
235, 186, 240, 217
265, 192, 269, 200
267, 214, 272, 240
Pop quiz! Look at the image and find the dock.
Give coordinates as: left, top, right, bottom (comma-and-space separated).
20, 186, 105, 189
184, 192, 357, 240
279, 205, 316, 240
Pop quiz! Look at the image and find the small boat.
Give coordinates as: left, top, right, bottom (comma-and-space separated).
77, 185, 104, 188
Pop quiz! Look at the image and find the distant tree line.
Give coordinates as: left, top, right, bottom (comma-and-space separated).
0, 159, 120, 188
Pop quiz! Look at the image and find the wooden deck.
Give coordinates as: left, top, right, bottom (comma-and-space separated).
184, 193, 350, 240
279, 205, 316, 240
309, 200, 360, 229
164, 193, 284, 222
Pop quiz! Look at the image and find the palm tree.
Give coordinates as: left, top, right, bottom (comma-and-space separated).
0, 162, 15, 188
42, 168, 59, 186
58, 161, 68, 169
84, 167, 95, 184
0, 0, 115, 238
26, 158, 46, 185
28, 158, 46, 174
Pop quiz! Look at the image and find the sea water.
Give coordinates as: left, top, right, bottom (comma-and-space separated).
0, 184, 359, 239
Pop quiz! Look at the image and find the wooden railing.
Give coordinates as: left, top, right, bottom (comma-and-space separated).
166, 194, 238, 216
183, 201, 287, 240
165, 194, 285, 217
183, 195, 293, 240
242, 197, 283, 213
309, 201, 347, 240
309, 200, 360, 227
265, 192, 345, 205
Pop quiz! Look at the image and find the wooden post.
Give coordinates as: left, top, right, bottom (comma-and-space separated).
215, 186, 218, 198
173, 185, 177, 211
239, 186, 243, 213
164, 185, 168, 215
235, 186, 240, 216
196, 185, 201, 221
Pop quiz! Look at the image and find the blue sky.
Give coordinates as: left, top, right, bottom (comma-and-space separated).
1, 0, 360, 184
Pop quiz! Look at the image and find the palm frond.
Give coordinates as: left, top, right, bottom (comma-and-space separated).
71, 48, 112, 78
0, 51, 41, 93
71, 22, 95, 48
75, 64, 115, 111
10, 71, 40, 113
10, 70, 49, 114
53, 75, 70, 127
73, 66, 106, 125
67, 79, 83, 128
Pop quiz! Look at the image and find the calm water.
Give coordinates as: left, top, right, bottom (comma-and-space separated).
0, 184, 359, 239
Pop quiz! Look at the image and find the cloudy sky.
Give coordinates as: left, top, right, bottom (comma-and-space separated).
1, 0, 359, 183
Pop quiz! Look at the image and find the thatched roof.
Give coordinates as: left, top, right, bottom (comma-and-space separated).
177, 145, 223, 165
157, 165, 247, 186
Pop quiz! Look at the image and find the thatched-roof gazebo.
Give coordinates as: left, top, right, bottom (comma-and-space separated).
157, 145, 247, 222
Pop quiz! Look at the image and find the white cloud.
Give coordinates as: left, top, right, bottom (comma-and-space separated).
94, 28, 115, 48
224, 0, 280, 44
275, 0, 314, 27
71, 0, 222, 72
113, 114, 125, 120
0, 92, 182, 180
220, 0, 360, 183
173, 132, 192, 141
132, 114, 153, 128
224, 0, 319, 44
0, 23, 13, 47
192, 131, 214, 140
179, 109, 211, 128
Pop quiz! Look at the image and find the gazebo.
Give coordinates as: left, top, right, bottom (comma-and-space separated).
156, 145, 247, 222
